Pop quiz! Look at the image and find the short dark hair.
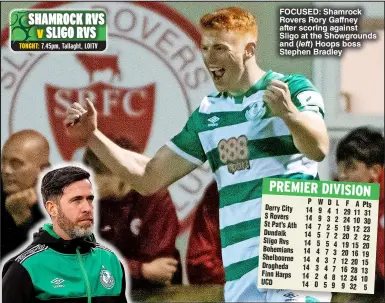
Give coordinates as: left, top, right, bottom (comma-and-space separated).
41, 166, 91, 204
336, 126, 384, 167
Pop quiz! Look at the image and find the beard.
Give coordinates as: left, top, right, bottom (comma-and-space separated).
57, 207, 93, 239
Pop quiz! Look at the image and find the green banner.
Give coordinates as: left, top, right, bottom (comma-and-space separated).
262, 178, 380, 200
10, 10, 107, 51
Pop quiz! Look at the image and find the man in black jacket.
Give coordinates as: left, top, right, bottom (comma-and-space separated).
2, 166, 128, 302
1, 130, 50, 259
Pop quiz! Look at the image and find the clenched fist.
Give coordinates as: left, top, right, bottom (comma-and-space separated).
142, 257, 178, 285
5, 188, 38, 226
64, 99, 98, 144
263, 79, 299, 119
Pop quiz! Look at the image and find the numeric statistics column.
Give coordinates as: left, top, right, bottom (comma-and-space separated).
258, 178, 380, 294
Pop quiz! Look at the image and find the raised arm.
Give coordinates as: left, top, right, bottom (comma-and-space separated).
90, 132, 196, 195
65, 100, 197, 196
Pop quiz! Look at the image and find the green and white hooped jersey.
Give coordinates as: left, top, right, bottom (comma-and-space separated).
167, 70, 324, 301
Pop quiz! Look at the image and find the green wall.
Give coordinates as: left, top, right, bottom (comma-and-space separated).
1, 1, 313, 79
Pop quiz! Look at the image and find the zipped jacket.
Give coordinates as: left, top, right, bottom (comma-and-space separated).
2, 224, 127, 303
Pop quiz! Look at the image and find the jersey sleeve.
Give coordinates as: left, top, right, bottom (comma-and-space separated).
119, 263, 128, 303
285, 74, 325, 118
2, 262, 35, 303
166, 109, 207, 165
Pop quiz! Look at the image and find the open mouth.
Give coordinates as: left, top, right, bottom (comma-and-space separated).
209, 67, 225, 80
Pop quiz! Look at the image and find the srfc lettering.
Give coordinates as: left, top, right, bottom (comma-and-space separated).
54, 88, 147, 117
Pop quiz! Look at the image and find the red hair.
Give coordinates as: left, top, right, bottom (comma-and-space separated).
200, 7, 258, 39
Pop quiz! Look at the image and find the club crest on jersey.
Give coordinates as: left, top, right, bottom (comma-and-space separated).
245, 101, 266, 121
218, 135, 250, 174
100, 266, 115, 289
